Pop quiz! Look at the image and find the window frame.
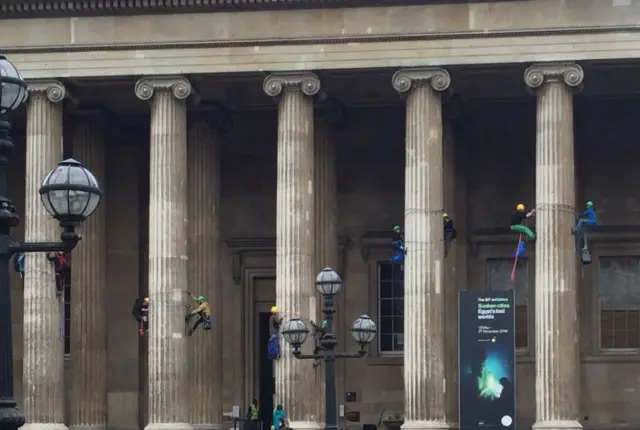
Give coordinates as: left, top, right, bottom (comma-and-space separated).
593, 247, 640, 355
376, 261, 404, 357
361, 233, 403, 365
474, 241, 535, 359
485, 256, 532, 353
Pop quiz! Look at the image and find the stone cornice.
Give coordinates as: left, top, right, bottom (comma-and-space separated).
2, 26, 640, 56
0, 0, 490, 19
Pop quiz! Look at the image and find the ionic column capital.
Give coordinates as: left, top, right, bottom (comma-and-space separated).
26, 80, 67, 103
392, 67, 451, 94
134, 76, 193, 101
263, 72, 321, 98
524, 62, 584, 90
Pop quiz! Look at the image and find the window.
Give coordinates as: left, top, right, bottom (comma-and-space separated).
598, 257, 640, 350
378, 262, 404, 353
486, 258, 529, 350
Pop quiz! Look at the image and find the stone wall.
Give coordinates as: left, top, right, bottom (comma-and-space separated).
8, 100, 640, 429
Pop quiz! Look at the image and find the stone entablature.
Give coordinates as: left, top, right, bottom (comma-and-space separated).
3, 0, 640, 79
2, 1, 639, 50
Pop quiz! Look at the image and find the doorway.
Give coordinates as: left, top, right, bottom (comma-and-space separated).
258, 311, 274, 430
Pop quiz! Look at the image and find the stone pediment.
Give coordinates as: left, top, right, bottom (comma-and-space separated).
1, 0, 483, 19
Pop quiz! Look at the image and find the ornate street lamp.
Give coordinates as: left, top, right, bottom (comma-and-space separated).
0, 55, 102, 430
281, 267, 377, 430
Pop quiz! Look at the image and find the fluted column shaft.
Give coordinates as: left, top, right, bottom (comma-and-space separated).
70, 118, 108, 430
313, 118, 338, 426
525, 63, 583, 430
392, 68, 451, 430
187, 119, 222, 429
263, 72, 320, 428
135, 76, 192, 430
23, 80, 68, 430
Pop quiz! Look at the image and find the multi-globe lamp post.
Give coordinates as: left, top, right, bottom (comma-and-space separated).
281, 267, 378, 430
0, 55, 103, 430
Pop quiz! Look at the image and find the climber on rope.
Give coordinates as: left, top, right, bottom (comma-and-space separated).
132, 297, 150, 336
47, 251, 70, 296
510, 204, 536, 258
572, 200, 598, 253
443, 213, 457, 257
391, 225, 406, 267
311, 319, 327, 367
185, 292, 212, 336
268, 305, 282, 360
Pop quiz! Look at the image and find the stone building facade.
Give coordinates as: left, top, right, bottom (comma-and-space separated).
4, 1, 640, 430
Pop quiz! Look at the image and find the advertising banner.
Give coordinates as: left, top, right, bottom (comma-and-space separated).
459, 290, 516, 430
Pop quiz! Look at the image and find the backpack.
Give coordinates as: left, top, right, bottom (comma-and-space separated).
267, 334, 280, 359
56, 253, 70, 271
13, 253, 24, 275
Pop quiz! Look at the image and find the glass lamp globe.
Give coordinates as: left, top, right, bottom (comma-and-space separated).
0, 56, 28, 114
39, 158, 103, 223
351, 314, 377, 347
281, 317, 310, 348
315, 267, 343, 295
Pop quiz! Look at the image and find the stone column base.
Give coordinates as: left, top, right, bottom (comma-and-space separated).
22, 424, 69, 430
145, 423, 192, 430
190, 425, 224, 430
401, 420, 451, 430
69, 425, 107, 430
287, 420, 322, 430
533, 420, 583, 430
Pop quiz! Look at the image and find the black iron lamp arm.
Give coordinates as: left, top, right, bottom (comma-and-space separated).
1, 225, 81, 259
292, 349, 367, 360
335, 351, 367, 359
9, 240, 76, 255
292, 351, 322, 360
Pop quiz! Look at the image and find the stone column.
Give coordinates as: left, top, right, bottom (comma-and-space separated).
134, 76, 192, 430
392, 68, 451, 430
524, 63, 583, 430
263, 72, 320, 429
70, 116, 108, 430
187, 117, 222, 430
22, 80, 68, 430
313, 116, 338, 426
442, 118, 458, 428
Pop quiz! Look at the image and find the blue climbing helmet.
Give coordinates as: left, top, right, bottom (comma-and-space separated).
586, 200, 594, 208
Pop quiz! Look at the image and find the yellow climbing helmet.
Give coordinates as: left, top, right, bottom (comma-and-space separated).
270, 305, 278, 313
144, 297, 150, 303
443, 213, 449, 218
516, 203, 525, 211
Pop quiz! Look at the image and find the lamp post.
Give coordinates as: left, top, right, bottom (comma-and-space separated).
281, 267, 377, 430
0, 55, 103, 430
